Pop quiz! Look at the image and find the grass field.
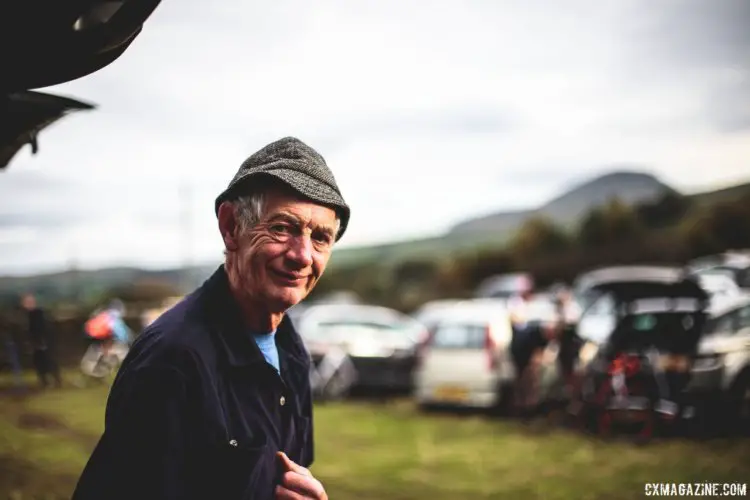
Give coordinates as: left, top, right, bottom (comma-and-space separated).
1, 372, 749, 500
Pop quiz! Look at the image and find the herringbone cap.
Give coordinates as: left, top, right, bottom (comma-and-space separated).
215, 137, 350, 241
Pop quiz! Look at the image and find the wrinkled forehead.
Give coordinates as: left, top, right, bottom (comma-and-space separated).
264, 191, 339, 233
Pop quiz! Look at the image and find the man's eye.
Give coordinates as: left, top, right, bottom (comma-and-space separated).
314, 234, 333, 245
271, 225, 289, 233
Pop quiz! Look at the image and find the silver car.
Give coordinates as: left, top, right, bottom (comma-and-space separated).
687, 294, 750, 432
296, 304, 426, 393
413, 299, 518, 410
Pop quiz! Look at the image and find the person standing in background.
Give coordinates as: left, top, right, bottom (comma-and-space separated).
2, 329, 26, 391
554, 288, 583, 398
21, 293, 62, 389
508, 288, 551, 416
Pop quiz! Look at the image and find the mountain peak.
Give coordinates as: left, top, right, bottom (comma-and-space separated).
537, 169, 672, 223
449, 168, 673, 235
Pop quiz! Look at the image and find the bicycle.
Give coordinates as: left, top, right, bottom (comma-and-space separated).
77, 340, 129, 385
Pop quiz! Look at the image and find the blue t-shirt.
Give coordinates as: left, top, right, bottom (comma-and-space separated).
253, 330, 280, 375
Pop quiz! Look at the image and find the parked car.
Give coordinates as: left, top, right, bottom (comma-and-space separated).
287, 291, 360, 327
573, 266, 697, 345
694, 269, 744, 308
296, 304, 426, 393
569, 266, 710, 440
413, 300, 518, 410
686, 294, 750, 434
686, 251, 750, 291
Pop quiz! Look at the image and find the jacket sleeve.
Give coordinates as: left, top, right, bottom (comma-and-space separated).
72, 364, 193, 500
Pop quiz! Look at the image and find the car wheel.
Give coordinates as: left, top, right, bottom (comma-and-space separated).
417, 401, 439, 413
490, 383, 514, 417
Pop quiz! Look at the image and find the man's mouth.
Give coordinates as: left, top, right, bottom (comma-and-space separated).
271, 269, 308, 284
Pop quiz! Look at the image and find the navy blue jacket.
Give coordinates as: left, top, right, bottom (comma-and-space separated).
72, 265, 315, 500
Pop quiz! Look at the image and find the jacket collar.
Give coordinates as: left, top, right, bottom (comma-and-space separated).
195, 265, 310, 369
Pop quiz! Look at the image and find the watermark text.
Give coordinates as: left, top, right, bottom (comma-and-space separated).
645, 482, 747, 497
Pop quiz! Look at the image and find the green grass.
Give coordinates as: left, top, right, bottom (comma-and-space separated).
1, 372, 749, 499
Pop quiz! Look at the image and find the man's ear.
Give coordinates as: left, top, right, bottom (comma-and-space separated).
217, 201, 240, 252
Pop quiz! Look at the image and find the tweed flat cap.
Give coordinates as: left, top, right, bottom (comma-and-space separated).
215, 137, 350, 241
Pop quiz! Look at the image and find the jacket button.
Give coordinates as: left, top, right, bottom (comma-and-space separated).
280, 396, 286, 406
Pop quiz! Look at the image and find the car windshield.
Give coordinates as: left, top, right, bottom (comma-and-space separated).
430, 323, 487, 349
629, 297, 704, 314
696, 270, 739, 291
304, 319, 419, 345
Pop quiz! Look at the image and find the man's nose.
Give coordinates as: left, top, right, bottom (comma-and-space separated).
287, 235, 314, 267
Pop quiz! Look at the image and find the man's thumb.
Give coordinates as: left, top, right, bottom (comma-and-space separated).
277, 451, 294, 471
277, 452, 310, 476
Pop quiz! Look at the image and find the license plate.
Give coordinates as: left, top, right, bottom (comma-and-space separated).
607, 396, 649, 411
433, 385, 469, 402
692, 357, 718, 370
658, 355, 689, 372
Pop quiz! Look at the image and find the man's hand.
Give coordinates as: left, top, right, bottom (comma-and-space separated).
275, 452, 328, 500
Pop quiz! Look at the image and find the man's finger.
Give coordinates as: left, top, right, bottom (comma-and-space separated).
275, 485, 306, 500
280, 471, 326, 498
277, 452, 311, 476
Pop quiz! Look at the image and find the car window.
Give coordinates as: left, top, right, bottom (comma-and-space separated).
430, 323, 487, 349
311, 320, 415, 343
737, 269, 750, 289
704, 312, 736, 335
632, 313, 658, 331
737, 306, 750, 330
584, 293, 615, 317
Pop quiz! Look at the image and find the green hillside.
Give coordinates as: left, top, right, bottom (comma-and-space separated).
2, 171, 749, 302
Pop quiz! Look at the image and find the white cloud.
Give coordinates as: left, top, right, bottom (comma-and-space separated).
1, 0, 749, 274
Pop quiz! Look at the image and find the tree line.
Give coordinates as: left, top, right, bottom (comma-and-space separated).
311, 189, 750, 312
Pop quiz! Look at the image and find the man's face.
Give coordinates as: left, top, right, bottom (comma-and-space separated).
233, 190, 338, 313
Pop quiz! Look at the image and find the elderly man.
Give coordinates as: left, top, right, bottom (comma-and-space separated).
72, 137, 350, 500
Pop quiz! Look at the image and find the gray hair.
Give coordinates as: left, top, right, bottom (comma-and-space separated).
224, 191, 341, 254
234, 192, 268, 232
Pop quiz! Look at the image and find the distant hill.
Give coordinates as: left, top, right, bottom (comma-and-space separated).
450, 171, 672, 235
684, 181, 750, 207
2, 169, 749, 300
0, 264, 219, 305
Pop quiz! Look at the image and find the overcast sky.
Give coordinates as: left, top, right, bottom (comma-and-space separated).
1, 0, 749, 275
